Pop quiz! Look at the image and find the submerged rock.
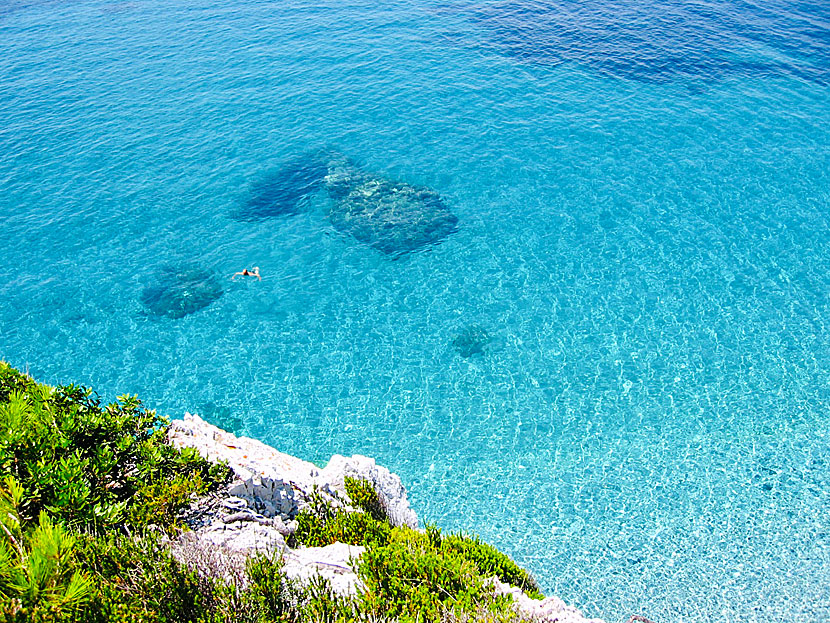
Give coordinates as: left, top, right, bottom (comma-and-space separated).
140, 265, 223, 319
237, 152, 459, 255
324, 160, 458, 257
199, 402, 244, 436
452, 324, 492, 358
233, 152, 330, 221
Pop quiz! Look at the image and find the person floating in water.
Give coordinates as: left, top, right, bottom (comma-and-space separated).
232, 266, 261, 281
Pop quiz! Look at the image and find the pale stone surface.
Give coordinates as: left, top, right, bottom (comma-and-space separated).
168, 413, 316, 519
166, 413, 411, 598
168, 413, 417, 527
196, 519, 287, 553
321, 454, 418, 528
281, 542, 365, 596
490, 577, 604, 623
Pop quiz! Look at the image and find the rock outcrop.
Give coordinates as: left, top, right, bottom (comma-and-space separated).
168, 413, 417, 528
324, 157, 459, 257
167, 413, 602, 623
490, 578, 605, 623
233, 152, 330, 221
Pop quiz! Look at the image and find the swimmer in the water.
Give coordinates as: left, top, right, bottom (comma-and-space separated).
232, 266, 261, 281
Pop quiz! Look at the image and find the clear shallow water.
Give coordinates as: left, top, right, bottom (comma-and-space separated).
1, 0, 829, 620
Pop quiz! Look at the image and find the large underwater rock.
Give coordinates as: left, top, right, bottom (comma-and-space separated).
324, 159, 459, 257
235, 152, 459, 256
140, 265, 223, 319
232, 152, 330, 221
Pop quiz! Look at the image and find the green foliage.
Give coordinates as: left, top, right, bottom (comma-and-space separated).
127, 471, 206, 531
344, 477, 387, 522
246, 555, 362, 623
440, 534, 542, 598
0, 477, 93, 623
295, 508, 390, 549
294, 487, 390, 548
246, 553, 298, 622
0, 363, 546, 622
75, 531, 253, 623
356, 525, 543, 622
0, 362, 228, 532
299, 575, 361, 623
357, 526, 489, 622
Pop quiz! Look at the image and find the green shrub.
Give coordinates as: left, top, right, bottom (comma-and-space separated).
75, 531, 247, 623
344, 477, 387, 522
246, 552, 298, 622
294, 487, 390, 548
0, 363, 546, 622
298, 574, 360, 623
356, 525, 543, 621
357, 526, 489, 622
127, 471, 207, 531
0, 477, 93, 623
295, 508, 390, 549
0, 363, 228, 532
441, 534, 542, 598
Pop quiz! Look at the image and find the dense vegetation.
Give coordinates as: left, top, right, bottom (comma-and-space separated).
0, 363, 544, 622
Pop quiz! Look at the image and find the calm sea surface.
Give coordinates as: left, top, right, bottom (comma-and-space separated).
2, 1, 829, 620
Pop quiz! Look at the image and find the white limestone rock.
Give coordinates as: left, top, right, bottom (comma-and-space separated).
169, 413, 316, 519
197, 520, 287, 553
281, 542, 364, 596
320, 454, 418, 528
490, 577, 604, 623
166, 413, 604, 622
168, 413, 418, 528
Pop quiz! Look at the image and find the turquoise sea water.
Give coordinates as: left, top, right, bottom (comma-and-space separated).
1, 0, 829, 620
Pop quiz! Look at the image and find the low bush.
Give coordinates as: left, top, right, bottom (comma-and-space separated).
0, 477, 93, 623
440, 534, 542, 599
294, 486, 390, 548
295, 508, 391, 549
76, 532, 211, 623
344, 476, 387, 522
0, 363, 228, 532
246, 552, 298, 623
357, 527, 492, 622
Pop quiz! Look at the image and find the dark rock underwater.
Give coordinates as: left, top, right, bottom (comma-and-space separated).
235, 152, 459, 257
140, 265, 224, 319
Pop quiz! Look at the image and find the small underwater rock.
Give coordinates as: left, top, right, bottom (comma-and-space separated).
140, 265, 223, 319
325, 160, 459, 257
233, 152, 330, 221
452, 325, 492, 358
199, 402, 244, 435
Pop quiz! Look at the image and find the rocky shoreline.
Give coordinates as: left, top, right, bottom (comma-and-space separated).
168, 413, 604, 623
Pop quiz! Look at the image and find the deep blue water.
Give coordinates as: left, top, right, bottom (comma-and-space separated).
1, 1, 829, 621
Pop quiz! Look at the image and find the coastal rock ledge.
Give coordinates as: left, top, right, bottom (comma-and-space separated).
168, 413, 603, 623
